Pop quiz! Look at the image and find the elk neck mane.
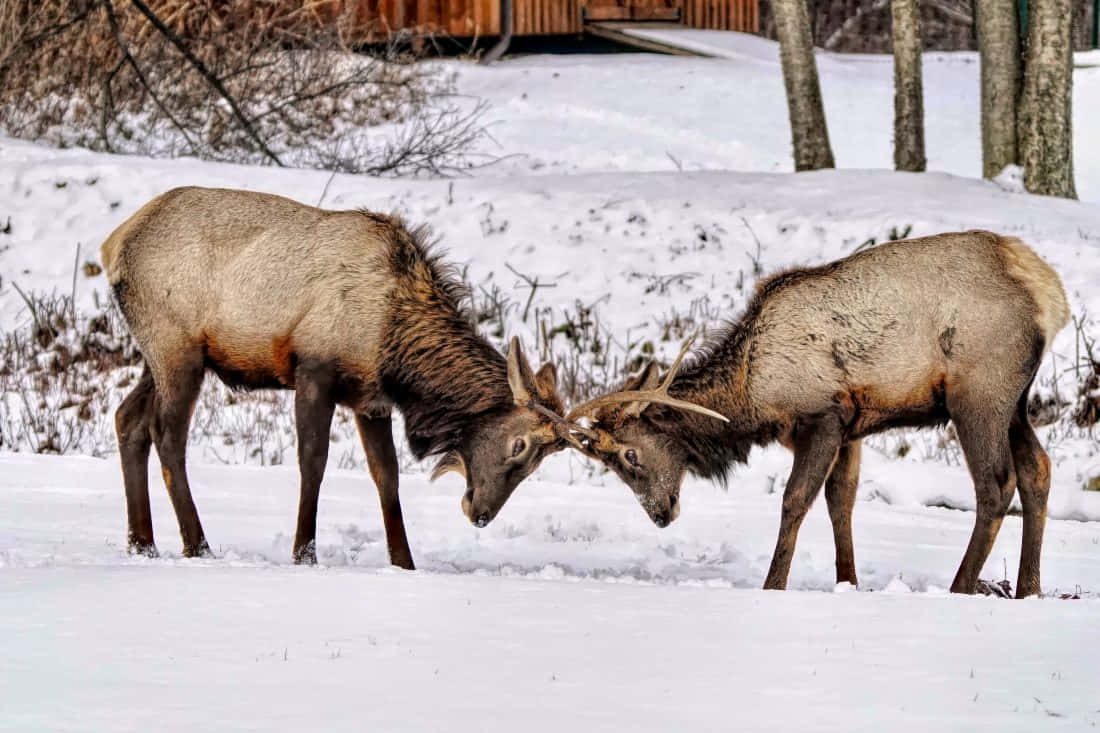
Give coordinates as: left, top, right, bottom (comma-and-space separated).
644, 267, 820, 483
373, 215, 514, 460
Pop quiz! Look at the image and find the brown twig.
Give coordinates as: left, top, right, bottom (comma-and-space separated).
104, 0, 197, 151
125, 0, 284, 166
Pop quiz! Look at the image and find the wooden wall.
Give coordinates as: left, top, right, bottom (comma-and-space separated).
513, 0, 583, 34
343, 0, 501, 37
345, 0, 757, 37
683, 0, 757, 31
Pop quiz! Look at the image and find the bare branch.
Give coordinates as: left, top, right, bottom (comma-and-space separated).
124, 0, 284, 166
103, 0, 197, 151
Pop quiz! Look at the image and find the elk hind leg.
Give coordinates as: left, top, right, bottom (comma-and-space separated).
117, 363, 157, 557
824, 439, 861, 587
292, 360, 337, 565
150, 349, 209, 557
949, 407, 1016, 594
1010, 397, 1050, 598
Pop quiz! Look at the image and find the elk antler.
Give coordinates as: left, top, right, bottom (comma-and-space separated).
527, 401, 600, 451
565, 335, 729, 424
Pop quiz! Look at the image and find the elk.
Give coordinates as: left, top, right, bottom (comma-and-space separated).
101, 186, 573, 568
567, 231, 1069, 598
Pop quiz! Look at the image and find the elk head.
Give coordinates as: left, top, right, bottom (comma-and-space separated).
565, 337, 728, 527
431, 337, 590, 528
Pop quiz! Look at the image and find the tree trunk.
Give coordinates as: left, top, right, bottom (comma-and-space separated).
976, 0, 1020, 179
772, 0, 835, 170
891, 0, 926, 171
1018, 0, 1076, 198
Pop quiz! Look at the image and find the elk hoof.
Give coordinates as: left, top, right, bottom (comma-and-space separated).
975, 579, 1013, 598
183, 539, 214, 559
127, 540, 159, 558
390, 553, 415, 571
293, 540, 317, 566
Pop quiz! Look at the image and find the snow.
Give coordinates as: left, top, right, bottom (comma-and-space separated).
2, 33, 1100, 730
2, 452, 1100, 730
5, 566, 1099, 732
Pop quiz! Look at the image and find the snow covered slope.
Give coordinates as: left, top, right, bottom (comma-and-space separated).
451, 38, 1100, 202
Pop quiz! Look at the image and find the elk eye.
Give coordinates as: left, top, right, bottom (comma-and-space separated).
511, 438, 526, 457
624, 449, 639, 467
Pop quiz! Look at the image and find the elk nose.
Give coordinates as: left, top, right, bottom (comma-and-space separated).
474, 512, 491, 528
653, 510, 670, 528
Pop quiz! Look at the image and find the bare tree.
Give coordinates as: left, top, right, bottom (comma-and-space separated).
773, 0, 836, 170
1017, 0, 1076, 198
891, 0, 926, 171
0, 0, 490, 177
976, 0, 1020, 179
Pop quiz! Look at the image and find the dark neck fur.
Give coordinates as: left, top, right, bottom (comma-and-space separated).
646, 322, 780, 483
375, 218, 513, 459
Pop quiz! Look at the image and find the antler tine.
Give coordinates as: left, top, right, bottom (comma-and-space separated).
567, 390, 728, 423
527, 401, 599, 447
564, 332, 729, 424
565, 336, 694, 422
658, 333, 696, 393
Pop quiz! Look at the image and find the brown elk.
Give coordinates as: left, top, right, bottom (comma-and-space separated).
101, 186, 573, 568
566, 231, 1069, 598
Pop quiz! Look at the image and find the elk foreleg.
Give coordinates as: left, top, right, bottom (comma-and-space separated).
764, 413, 844, 590
356, 414, 415, 570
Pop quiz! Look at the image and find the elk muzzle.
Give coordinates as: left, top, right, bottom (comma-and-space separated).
462, 487, 495, 528
644, 491, 680, 528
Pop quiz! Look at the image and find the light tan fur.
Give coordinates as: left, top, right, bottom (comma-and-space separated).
104, 187, 569, 565
103, 187, 395, 404
996, 236, 1071, 349
571, 229, 1071, 597
742, 231, 1068, 426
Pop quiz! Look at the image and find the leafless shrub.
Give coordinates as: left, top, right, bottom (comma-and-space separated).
0, 0, 490, 176
1068, 314, 1099, 429
0, 288, 139, 455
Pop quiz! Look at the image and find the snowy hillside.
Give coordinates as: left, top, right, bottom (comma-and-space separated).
2, 35, 1100, 731
450, 40, 1100, 201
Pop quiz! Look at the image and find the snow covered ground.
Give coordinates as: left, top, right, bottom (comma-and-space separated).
6, 566, 1097, 732
2, 452, 1100, 731
2, 34, 1100, 731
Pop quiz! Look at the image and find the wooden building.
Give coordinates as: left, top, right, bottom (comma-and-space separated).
341, 0, 759, 40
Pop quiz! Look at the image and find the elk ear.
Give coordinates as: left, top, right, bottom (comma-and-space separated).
506, 336, 536, 406
430, 451, 467, 482
624, 361, 661, 392
621, 361, 660, 417
533, 362, 558, 403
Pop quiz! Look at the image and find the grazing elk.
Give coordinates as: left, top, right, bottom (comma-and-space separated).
101, 186, 572, 568
567, 231, 1069, 598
